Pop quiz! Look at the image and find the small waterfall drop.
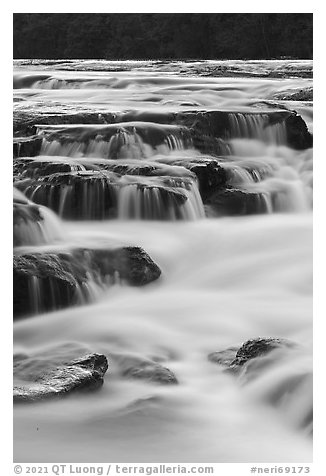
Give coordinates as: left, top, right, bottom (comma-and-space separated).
228, 113, 287, 144
117, 176, 205, 221
13, 188, 63, 247
38, 123, 194, 159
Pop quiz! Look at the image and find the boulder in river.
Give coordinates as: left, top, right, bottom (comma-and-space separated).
13, 246, 161, 318
205, 188, 269, 216
208, 337, 312, 435
14, 351, 108, 402
208, 337, 296, 373
113, 353, 178, 385
271, 87, 313, 102
228, 337, 296, 371
284, 113, 313, 150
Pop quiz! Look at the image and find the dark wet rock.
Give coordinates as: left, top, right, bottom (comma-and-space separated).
175, 109, 287, 139
284, 113, 313, 150
93, 161, 162, 177
174, 110, 312, 151
13, 157, 86, 181
158, 158, 227, 200
13, 111, 117, 136
88, 159, 194, 181
14, 352, 108, 402
271, 87, 313, 102
13, 156, 195, 184
176, 111, 236, 142
205, 188, 269, 216
208, 338, 296, 373
13, 110, 178, 137
119, 110, 176, 125
16, 171, 190, 220
228, 337, 296, 371
13, 246, 161, 318
16, 171, 119, 220
13, 253, 86, 317
115, 247, 162, 286
13, 135, 43, 158
114, 354, 178, 385
185, 161, 227, 199
13, 109, 312, 154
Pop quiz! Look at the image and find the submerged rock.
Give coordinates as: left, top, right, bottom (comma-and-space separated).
14, 352, 108, 402
114, 353, 178, 385
207, 347, 238, 366
271, 87, 313, 102
208, 337, 312, 435
205, 188, 269, 216
208, 337, 296, 373
13, 246, 161, 318
228, 337, 296, 371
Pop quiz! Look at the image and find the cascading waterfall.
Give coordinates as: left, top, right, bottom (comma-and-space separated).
228, 113, 287, 144
38, 123, 194, 159
117, 176, 205, 220
19, 172, 205, 221
13, 59, 313, 464
224, 141, 313, 213
13, 187, 63, 247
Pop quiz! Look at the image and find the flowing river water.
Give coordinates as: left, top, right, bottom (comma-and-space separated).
13, 60, 313, 462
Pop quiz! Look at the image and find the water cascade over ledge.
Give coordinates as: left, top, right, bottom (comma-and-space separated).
13, 59, 313, 463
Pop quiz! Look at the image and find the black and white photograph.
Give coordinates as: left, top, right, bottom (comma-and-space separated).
11, 8, 314, 467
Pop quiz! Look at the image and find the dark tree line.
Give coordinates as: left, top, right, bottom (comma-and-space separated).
13, 13, 313, 60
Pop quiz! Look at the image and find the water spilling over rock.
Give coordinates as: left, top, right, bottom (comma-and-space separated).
13, 246, 161, 318
13, 188, 63, 247
13, 59, 313, 463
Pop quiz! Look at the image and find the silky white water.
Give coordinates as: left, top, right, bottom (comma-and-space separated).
14, 216, 312, 462
13, 60, 313, 463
